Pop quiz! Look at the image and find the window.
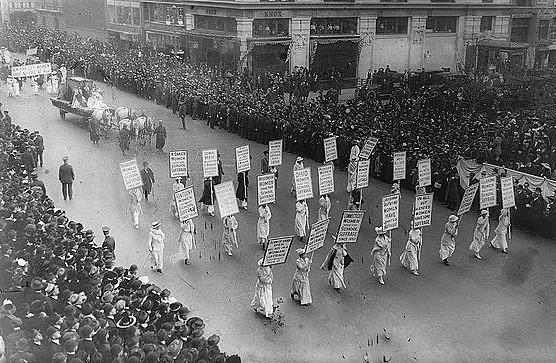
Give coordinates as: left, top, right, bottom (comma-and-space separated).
431, 0, 454, 3
194, 15, 237, 34
116, 6, 131, 25
538, 20, 550, 41
376, 17, 408, 34
510, 18, 530, 42
482, 0, 494, 3
480, 16, 494, 32
310, 18, 357, 35
145, 4, 183, 23
323, 0, 355, 2
426, 17, 457, 33
380, 0, 407, 2
253, 19, 289, 37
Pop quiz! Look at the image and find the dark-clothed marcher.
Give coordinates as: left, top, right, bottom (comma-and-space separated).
140, 161, 155, 201
58, 156, 74, 200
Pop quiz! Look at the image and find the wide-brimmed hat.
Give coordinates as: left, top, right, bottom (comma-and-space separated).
295, 248, 305, 255
257, 258, 264, 266
375, 226, 386, 235
296, 156, 303, 162
448, 215, 458, 222
102, 226, 110, 232
116, 314, 137, 329
151, 221, 161, 229
500, 208, 509, 215
480, 209, 489, 216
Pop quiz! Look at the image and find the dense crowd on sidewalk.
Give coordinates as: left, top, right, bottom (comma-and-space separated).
0, 111, 241, 362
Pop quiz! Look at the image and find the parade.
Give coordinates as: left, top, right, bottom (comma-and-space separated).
0, 22, 556, 363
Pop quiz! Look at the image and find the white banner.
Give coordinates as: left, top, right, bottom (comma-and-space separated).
317, 164, 334, 196
393, 151, 406, 181
169, 150, 188, 178
235, 145, 251, 173
418, 158, 432, 187
356, 159, 370, 189
479, 176, 497, 209
268, 139, 283, 167
11, 62, 52, 78
257, 174, 276, 205
382, 194, 400, 231
305, 218, 330, 254
323, 136, 338, 163
500, 176, 516, 209
263, 236, 294, 266
175, 187, 198, 222
202, 149, 218, 178
214, 180, 239, 218
119, 159, 143, 190
413, 193, 433, 228
336, 210, 365, 244
359, 136, 379, 160
294, 167, 314, 201
457, 183, 479, 216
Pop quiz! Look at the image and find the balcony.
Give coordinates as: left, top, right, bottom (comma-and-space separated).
35, 5, 63, 13
106, 22, 141, 35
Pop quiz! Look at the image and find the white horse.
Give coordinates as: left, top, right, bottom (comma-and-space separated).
118, 115, 155, 151
113, 106, 138, 123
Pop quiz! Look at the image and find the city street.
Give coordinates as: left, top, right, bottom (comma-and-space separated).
3, 80, 555, 363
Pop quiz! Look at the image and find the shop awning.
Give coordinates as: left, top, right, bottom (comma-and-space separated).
536, 44, 556, 51
479, 39, 529, 49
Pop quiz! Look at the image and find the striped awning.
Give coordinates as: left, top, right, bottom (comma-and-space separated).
479, 39, 529, 49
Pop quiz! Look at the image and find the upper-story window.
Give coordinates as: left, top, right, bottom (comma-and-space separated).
376, 17, 408, 34
195, 15, 237, 34
253, 19, 289, 37
510, 18, 530, 42
538, 20, 550, 41
426, 16, 457, 33
310, 18, 357, 35
480, 16, 494, 32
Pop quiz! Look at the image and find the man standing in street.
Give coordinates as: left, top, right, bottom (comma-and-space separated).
102, 226, 116, 260
32, 132, 44, 167
140, 161, 155, 201
58, 156, 74, 200
148, 221, 165, 273
154, 121, 167, 152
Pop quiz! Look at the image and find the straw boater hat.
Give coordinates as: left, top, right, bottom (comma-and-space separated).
296, 156, 303, 162
375, 226, 386, 235
480, 209, 489, 216
448, 215, 459, 222
152, 221, 161, 229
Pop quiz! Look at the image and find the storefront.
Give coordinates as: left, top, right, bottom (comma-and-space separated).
476, 39, 529, 71
249, 41, 290, 75
310, 39, 358, 79
187, 33, 239, 69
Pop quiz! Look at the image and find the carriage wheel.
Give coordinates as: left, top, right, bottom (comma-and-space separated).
60, 110, 66, 120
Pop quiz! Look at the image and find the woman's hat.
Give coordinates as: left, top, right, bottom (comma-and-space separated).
116, 314, 137, 329
257, 258, 264, 266
151, 221, 160, 229
448, 215, 459, 222
480, 209, 489, 216
296, 156, 303, 162
500, 208, 509, 215
295, 248, 305, 255
375, 226, 386, 235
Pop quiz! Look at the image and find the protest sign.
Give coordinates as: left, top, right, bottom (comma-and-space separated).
356, 159, 370, 189
294, 167, 314, 201
268, 139, 283, 167
359, 136, 379, 160
11, 63, 52, 77
336, 210, 365, 244
214, 180, 239, 218
479, 176, 497, 209
305, 218, 330, 254
202, 149, 218, 178
174, 187, 198, 222
418, 158, 432, 187
413, 193, 433, 228
323, 136, 338, 163
393, 152, 406, 181
169, 150, 188, 178
382, 194, 400, 231
317, 164, 334, 195
500, 176, 516, 209
257, 174, 276, 205
263, 236, 294, 266
119, 159, 143, 190
235, 145, 251, 173
457, 183, 479, 215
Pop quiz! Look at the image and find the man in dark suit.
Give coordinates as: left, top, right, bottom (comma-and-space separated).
58, 156, 74, 200
21, 146, 36, 173
530, 188, 546, 235
102, 226, 116, 259
33, 132, 44, 167
140, 161, 155, 201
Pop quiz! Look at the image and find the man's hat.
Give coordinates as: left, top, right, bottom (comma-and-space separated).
151, 221, 161, 229
62, 156, 68, 161
102, 226, 110, 232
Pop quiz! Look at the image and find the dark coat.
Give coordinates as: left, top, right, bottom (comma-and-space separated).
140, 167, 155, 193
58, 163, 74, 183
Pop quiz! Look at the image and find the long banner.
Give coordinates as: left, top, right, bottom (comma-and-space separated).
214, 180, 239, 218
257, 174, 276, 205
169, 150, 188, 178
418, 158, 432, 187
359, 136, 379, 160
500, 176, 516, 209
119, 159, 143, 190
263, 236, 294, 266
202, 149, 218, 178
317, 164, 334, 195
323, 136, 338, 163
174, 187, 198, 222
413, 193, 433, 228
294, 167, 314, 201
336, 210, 365, 244
393, 151, 406, 181
305, 218, 330, 254
11, 62, 52, 78
479, 176, 497, 209
268, 139, 283, 167
457, 183, 479, 215
382, 194, 400, 231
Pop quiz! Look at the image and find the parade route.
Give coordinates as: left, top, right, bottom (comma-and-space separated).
3, 81, 556, 363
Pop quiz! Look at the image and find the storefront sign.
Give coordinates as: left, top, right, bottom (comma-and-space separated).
175, 187, 198, 222
418, 158, 432, 187
169, 150, 188, 178
336, 210, 365, 244
235, 145, 251, 173
413, 193, 433, 228
479, 176, 497, 209
457, 183, 479, 216
268, 139, 283, 167
202, 149, 218, 178
119, 159, 143, 190
359, 136, 379, 160
317, 164, 334, 196
356, 159, 370, 189
263, 236, 294, 266
257, 174, 276, 205
323, 136, 338, 163
393, 151, 406, 181
294, 167, 313, 201
305, 218, 330, 254
382, 194, 400, 231
214, 180, 239, 218
500, 176, 516, 209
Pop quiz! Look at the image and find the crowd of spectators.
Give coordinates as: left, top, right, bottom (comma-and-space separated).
0, 110, 240, 361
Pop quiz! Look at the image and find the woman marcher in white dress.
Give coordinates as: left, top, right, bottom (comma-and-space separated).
295, 200, 308, 242
291, 156, 304, 195
469, 209, 490, 259
291, 248, 312, 306
178, 219, 196, 265
129, 187, 143, 229
148, 221, 165, 273
317, 194, 331, 221
45, 75, 52, 94
221, 215, 238, 256
257, 204, 271, 249
490, 208, 510, 254
51, 74, 59, 95
439, 214, 459, 266
400, 222, 422, 276
251, 258, 273, 318
31, 77, 39, 95
6, 77, 14, 97
321, 239, 348, 292
12, 77, 20, 96
370, 227, 391, 285
170, 178, 186, 218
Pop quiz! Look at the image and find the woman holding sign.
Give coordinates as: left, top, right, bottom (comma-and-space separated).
236, 171, 249, 210
257, 204, 271, 249
221, 215, 239, 256
400, 222, 422, 276
291, 248, 312, 306
490, 208, 510, 254
321, 239, 348, 292
295, 200, 309, 242
371, 227, 391, 285
439, 215, 459, 266
199, 178, 215, 216
318, 194, 331, 221
251, 258, 273, 319
129, 187, 143, 229
178, 219, 196, 265
469, 209, 490, 260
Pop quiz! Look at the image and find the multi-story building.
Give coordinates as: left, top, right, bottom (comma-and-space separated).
106, 0, 142, 44
36, 0, 107, 39
2, 0, 38, 25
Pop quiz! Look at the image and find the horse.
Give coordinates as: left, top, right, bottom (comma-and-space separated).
113, 106, 138, 123
91, 108, 115, 140
134, 115, 155, 149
